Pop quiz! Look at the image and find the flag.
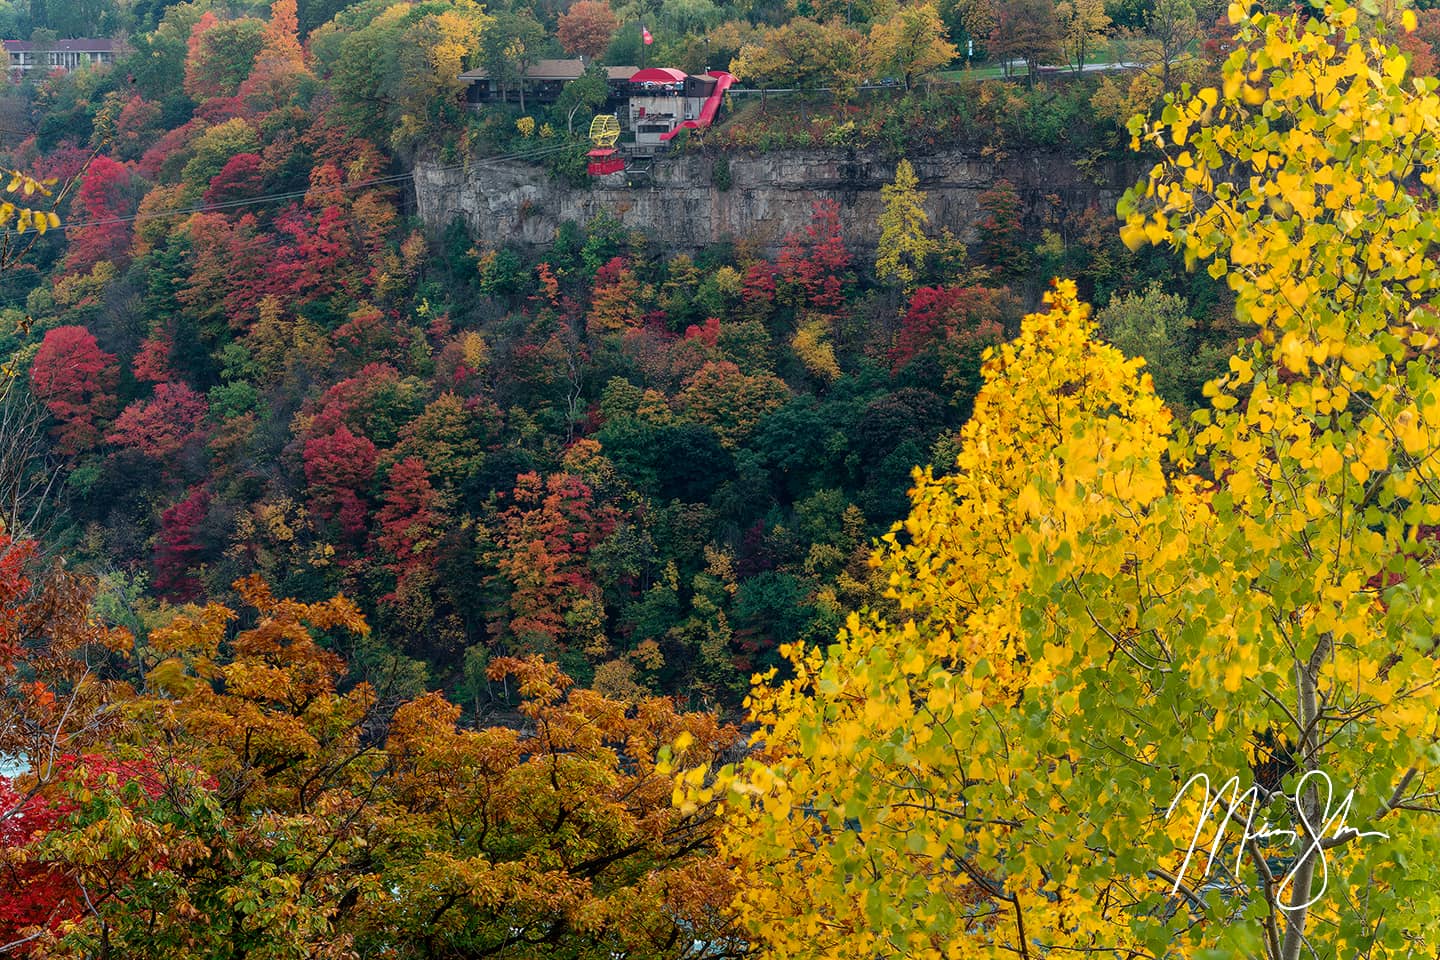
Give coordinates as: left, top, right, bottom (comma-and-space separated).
642, 25, 653, 44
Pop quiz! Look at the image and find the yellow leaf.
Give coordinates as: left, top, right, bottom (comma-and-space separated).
1119, 217, 1147, 251
1317, 444, 1343, 478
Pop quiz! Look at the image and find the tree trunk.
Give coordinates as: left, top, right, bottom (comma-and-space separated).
1278, 631, 1332, 960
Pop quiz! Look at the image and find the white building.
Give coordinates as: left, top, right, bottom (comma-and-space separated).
4, 38, 123, 75
626, 68, 722, 147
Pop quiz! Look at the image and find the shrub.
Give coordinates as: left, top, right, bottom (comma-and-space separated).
712, 154, 732, 191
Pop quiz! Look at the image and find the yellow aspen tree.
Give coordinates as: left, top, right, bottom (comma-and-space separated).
876, 159, 933, 292
791, 317, 842, 382
688, 3, 1440, 958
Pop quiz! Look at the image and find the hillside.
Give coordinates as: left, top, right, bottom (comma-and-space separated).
1, 1, 1439, 957
0, 0, 1248, 710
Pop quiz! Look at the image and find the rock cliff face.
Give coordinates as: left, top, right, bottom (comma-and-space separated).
412, 148, 1134, 253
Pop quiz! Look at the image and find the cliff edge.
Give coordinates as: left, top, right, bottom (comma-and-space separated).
412, 147, 1135, 253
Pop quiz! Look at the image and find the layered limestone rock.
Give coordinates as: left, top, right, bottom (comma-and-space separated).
413, 148, 1130, 253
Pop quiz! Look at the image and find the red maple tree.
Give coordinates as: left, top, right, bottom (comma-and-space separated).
107, 382, 210, 460
30, 327, 119, 457
303, 424, 377, 541
373, 457, 445, 597
153, 485, 211, 601
0, 775, 76, 952
66, 157, 132, 273
202, 153, 264, 206
776, 199, 851, 313
130, 332, 174, 384
890, 285, 1012, 372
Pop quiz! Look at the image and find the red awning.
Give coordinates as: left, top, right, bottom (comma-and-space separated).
629, 67, 687, 84
587, 148, 617, 157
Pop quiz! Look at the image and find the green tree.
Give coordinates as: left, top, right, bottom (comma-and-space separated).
1095, 281, 1231, 415
554, 63, 610, 133
482, 9, 546, 112
875, 159, 932, 291
123, 2, 211, 101
659, 0, 726, 35
316, 0, 490, 150
183, 16, 267, 102
936, 0, 995, 55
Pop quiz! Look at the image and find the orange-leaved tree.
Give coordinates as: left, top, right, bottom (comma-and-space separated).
361, 655, 744, 960
5, 581, 743, 960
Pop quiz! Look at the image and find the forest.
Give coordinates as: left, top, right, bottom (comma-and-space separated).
0, 0, 1264, 708
1, 0, 1439, 956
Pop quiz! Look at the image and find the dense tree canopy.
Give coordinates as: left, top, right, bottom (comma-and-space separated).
696, 4, 1440, 959
0, 0, 1436, 956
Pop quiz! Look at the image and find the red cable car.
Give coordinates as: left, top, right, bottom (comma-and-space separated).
586, 147, 625, 176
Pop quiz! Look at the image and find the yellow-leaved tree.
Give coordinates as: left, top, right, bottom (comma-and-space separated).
864, 4, 959, 91
685, 3, 1440, 958
876, 159, 933, 292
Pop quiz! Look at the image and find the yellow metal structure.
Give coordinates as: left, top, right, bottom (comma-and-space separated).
589, 114, 621, 149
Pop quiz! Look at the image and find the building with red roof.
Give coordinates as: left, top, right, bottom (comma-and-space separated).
628, 69, 733, 148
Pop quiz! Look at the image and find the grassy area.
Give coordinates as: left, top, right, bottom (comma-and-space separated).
936, 40, 1134, 81
934, 64, 1026, 81
701, 71, 1116, 154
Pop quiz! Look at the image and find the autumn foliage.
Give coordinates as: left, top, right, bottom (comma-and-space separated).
65, 157, 132, 273
107, 381, 209, 460
484, 469, 619, 653
0, 775, 76, 948
890, 284, 1011, 372
0, 576, 740, 960
775, 199, 851, 314
30, 327, 119, 457
303, 424, 377, 540
557, 0, 618, 59
13, 0, 1425, 955
696, 6, 1440, 960
153, 485, 211, 600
